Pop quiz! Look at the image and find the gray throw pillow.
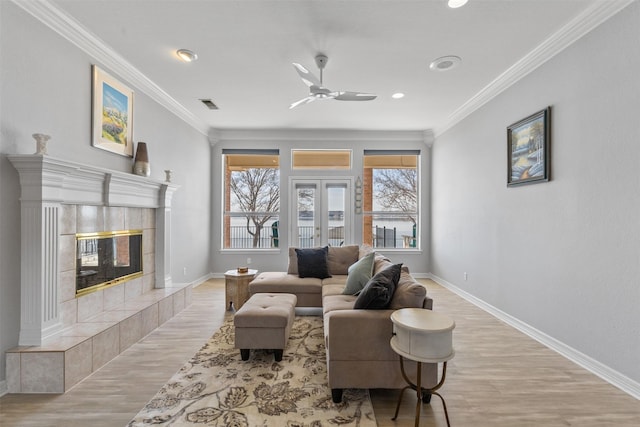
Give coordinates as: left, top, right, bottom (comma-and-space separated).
342, 251, 375, 295
353, 263, 402, 309
295, 246, 331, 279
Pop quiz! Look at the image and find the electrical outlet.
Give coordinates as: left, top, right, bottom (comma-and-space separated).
464, 272, 468, 281
247, 257, 252, 265
183, 267, 187, 276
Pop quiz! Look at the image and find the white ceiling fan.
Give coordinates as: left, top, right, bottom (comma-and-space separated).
289, 54, 377, 109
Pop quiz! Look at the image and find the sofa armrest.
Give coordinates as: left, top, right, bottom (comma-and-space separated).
325, 309, 397, 361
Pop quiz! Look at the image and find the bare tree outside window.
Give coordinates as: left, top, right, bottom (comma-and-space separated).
372, 168, 417, 224
229, 168, 280, 247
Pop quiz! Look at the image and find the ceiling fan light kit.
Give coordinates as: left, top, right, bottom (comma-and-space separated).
289, 54, 377, 109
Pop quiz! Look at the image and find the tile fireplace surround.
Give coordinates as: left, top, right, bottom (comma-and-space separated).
6, 155, 189, 393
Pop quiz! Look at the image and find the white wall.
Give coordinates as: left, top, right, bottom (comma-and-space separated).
210, 129, 432, 276
431, 3, 640, 388
0, 2, 211, 388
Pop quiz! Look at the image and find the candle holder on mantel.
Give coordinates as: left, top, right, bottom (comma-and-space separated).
32, 133, 51, 155
132, 142, 151, 177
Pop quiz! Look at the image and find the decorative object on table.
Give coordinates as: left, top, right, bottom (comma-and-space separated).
127, 316, 376, 427
32, 133, 51, 155
164, 169, 172, 183
132, 142, 150, 177
92, 65, 134, 157
390, 308, 455, 427
237, 266, 248, 274
507, 106, 551, 187
355, 175, 362, 214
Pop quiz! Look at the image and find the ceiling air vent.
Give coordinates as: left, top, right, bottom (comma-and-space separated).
200, 99, 219, 110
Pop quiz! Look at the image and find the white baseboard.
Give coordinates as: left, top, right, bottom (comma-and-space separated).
429, 273, 640, 400
0, 379, 7, 397
191, 273, 214, 288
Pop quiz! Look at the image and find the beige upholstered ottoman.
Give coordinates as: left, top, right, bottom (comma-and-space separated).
234, 293, 297, 361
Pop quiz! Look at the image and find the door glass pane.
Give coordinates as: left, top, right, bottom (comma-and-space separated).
296, 184, 316, 248
327, 184, 346, 247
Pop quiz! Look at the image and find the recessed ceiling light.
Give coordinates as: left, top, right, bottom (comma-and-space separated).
448, 0, 468, 8
429, 55, 462, 72
176, 49, 198, 62
392, 93, 405, 99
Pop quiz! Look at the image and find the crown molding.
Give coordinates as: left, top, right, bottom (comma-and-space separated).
434, 0, 635, 137
12, 0, 209, 136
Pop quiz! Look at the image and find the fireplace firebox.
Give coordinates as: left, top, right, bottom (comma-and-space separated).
76, 230, 143, 296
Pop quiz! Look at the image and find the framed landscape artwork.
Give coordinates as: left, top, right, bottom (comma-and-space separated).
92, 65, 134, 157
507, 107, 550, 187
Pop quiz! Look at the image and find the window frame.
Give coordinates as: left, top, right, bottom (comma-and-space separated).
222, 149, 280, 251
362, 150, 420, 250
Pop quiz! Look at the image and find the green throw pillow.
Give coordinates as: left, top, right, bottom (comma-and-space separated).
342, 251, 376, 295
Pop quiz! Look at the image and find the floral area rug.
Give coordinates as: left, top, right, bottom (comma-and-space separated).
127, 315, 377, 426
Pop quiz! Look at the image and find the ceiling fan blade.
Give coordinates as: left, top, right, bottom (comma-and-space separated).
292, 63, 322, 87
289, 96, 316, 109
334, 91, 377, 101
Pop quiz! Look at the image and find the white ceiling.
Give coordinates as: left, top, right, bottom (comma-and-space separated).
33, 1, 629, 134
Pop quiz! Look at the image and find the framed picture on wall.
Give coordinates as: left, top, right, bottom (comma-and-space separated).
507, 107, 551, 187
91, 65, 134, 157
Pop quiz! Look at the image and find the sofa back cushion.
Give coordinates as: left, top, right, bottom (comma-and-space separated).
389, 271, 427, 309
288, 245, 359, 276
327, 245, 359, 275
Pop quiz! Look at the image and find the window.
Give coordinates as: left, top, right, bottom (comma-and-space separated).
223, 149, 280, 249
292, 149, 352, 169
363, 150, 419, 249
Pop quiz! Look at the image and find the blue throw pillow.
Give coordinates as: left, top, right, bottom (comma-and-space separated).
342, 252, 376, 295
295, 246, 331, 279
353, 263, 402, 309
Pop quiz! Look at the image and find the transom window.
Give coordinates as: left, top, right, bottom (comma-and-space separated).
363, 150, 419, 249
292, 149, 352, 169
223, 149, 280, 249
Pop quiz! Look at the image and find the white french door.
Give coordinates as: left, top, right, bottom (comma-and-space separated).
290, 178, 352, 248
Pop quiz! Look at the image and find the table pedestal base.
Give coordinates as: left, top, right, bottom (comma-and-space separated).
391, 358, 450, 427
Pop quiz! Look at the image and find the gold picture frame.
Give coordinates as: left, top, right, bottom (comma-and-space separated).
92, 65, 134, 157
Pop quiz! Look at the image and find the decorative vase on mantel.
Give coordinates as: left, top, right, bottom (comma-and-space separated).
32, 133, 51, 155
133, 142, 150, 177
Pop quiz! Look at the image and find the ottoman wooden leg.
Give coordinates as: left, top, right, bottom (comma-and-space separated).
240, 349, 250, 360
274, 349, 283, 362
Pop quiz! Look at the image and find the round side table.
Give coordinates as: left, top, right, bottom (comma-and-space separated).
390, 308, 455, 427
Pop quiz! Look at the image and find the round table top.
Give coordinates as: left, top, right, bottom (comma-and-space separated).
391, 308, 455, 333
224, 269, 258, 277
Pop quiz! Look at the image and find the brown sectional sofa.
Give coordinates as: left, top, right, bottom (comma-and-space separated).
248, 245, 438, 403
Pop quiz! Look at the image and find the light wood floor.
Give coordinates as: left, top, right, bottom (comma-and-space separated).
1, 279, 638, 426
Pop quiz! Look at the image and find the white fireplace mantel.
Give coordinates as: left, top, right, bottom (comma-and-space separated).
8, 154, 179, 346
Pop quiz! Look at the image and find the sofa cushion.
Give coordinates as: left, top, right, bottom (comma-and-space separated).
322, 284, 345, 298
323, 294, 358, 315
327, 245, 359, 275
287, 247, 299, 275
321, 275, 348, 286
354, 263, 402, 309
249, 272, 322, 295
342, 251, 375, 295
373, 254, 393, 274
389, 271, 427, 310
296, 246, 331, 279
